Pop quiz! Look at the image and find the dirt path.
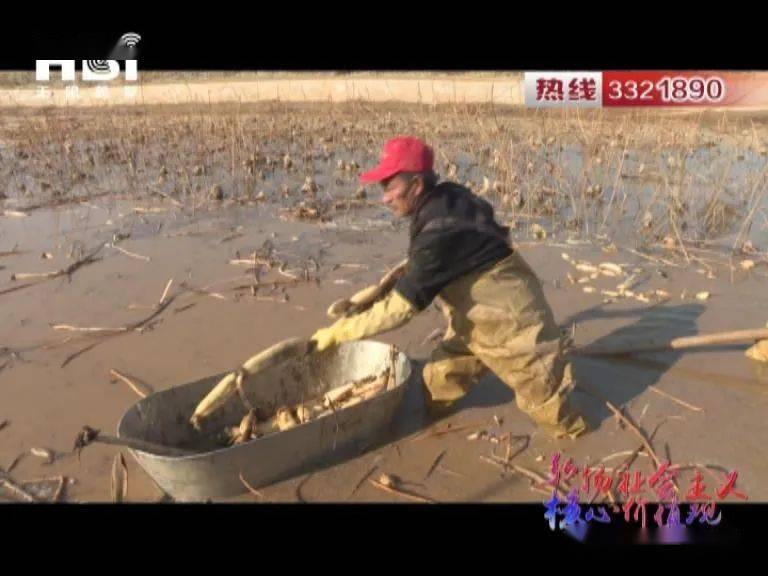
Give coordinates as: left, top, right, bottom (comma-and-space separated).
0, 73, 525, 108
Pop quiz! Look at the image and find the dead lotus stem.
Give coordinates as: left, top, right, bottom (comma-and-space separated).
231, 279, 299, 291
600, 139, 629, 230
218, 233, 243, 244
204, 291, 227, 301
599, 450, 650, 464
10, 271, 59, 281
61, 295, 179, 368
480, 455, 508, 474
239, 472, 265, 500
6, 452, 25, 474
350, 466, 379, 498
10, 245, 103, 283
182, 284, 228, 301
626, 248, 684, 269
481, 455, 567, 499
110, 243, 150, 262
53, 325, 129, 334
367, 479, 435, 503
603, 490, 618, 511
0, 249, 25, 258
277, 262, 300, 280
111, 453, 128, 503
501, 458, 551, 487
409, 421, 487, 442
0, 282, 40, 296
612, 421, 666, 495
669, 213, 691, 265
424, 449, 447, 481
436, 465, 467, 479
647, 385, 704, 412
159, 278, 174, 306
2, 210, 29, 218
604, 400, 664, 472
150, 190, 184, 208
52, 476, 67, 502
0, 474, 38, 503
200, 275, 254, 291
576, 328, 768, 356
505, 434, 531, 463
110, 369, 154, 398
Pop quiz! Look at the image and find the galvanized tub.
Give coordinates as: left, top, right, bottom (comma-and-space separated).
117, 340, 412, 502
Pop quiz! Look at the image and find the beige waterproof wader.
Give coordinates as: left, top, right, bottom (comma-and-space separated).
422, 251, 590, 439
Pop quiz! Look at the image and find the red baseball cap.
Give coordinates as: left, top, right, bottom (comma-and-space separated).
360, 136, 434, 184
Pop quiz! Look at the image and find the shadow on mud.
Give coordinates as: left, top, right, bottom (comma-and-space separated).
564, 303, 708, 431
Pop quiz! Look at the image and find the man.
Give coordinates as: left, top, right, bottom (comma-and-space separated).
311, 136, 589, 439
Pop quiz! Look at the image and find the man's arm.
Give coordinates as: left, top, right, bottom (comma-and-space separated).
311, 289, 417, 352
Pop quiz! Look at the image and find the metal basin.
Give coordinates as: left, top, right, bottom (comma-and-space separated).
117, 341, 412, 502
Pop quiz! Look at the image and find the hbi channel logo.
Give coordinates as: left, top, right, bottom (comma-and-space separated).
35, 33, 141, 99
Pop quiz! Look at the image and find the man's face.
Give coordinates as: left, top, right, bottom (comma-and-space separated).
381, 174, 422, 217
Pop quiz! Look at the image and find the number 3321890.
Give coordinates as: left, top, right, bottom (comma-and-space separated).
608, 76, 726, 104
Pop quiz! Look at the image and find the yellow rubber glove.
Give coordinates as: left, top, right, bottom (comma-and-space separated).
312, 289, 416, 352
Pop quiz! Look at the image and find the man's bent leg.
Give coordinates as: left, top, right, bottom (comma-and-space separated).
422, 303, 487, 415
471, 336, 590, 439
445, 252, 591, 439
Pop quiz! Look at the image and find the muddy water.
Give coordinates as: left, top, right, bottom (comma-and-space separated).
1, 196, 767, 503
2, 103, 768, 504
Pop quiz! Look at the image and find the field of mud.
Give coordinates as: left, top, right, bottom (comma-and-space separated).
1, 102, 767, 504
